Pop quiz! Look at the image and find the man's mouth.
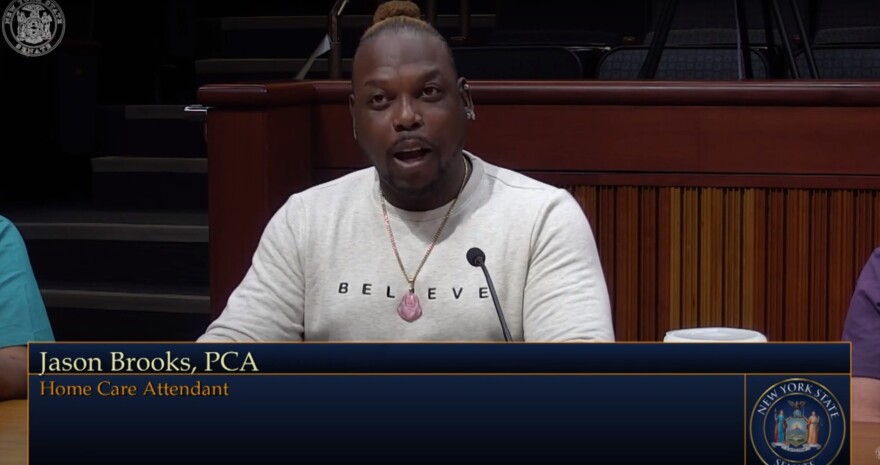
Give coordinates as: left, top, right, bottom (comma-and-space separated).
390, 138, 434, 166
393, 147, 432, 162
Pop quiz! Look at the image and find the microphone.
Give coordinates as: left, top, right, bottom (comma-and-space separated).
467, 247, 512, 342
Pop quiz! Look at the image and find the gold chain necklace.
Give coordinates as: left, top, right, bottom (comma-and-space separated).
380, 156, 470, 322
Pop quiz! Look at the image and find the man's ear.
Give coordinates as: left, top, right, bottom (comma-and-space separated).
458, 77, 474, 110
458, 77, 474, 114
349, 94, 358, 140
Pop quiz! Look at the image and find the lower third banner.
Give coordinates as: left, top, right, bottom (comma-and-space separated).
27, 343, 851, 465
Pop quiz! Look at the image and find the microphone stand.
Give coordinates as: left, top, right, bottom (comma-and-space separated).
475, 256, 512, 342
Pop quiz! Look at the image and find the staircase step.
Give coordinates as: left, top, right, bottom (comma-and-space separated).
194, 1, 500, 19
211, 14, 496, 59
5, 206, 208, 289
99, 105, 206, 158
195, 57, 351, 74
91, 157, 207, 210
195, 1, 378, 18
92, 156, 207, 174
124, 105, 200, 120
43, 283, 211, 341
4, 205, 211, 340
221, 28, 333, 59
28, 238, 207, 288
195, 58, 353, 83
6, 206, 207, 230
47, 307, 211, 341
219, 14, 496, 31
19, 222, 206, 243
41, 283, 209, 315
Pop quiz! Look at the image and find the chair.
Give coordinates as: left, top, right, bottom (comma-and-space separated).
644, 0, 810, 46
794, 45, 880, 78
813, 0, 880, 45
452, 46, 587, 79
598, 45, 770, 80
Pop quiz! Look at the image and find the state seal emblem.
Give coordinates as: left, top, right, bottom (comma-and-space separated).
3, 0, 65, 57
750, 378, 846, 465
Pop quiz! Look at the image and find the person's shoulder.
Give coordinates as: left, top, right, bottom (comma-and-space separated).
479, 158, 560, 196
868, 247, 880, 264
279, 168, 375, 212
476, 156, 572, 208
0, 215, 24, 247
858, 247, 880, 277
300, 168, 373, 198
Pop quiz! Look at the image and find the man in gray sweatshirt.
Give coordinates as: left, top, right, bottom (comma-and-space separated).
199, 2, 614, 343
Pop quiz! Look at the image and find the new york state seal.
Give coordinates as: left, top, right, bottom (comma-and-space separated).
750, 378, 846, 465
3, 0, 65, 57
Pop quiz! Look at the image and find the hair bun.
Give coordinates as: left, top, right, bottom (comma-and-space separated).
373, 1, 421, 24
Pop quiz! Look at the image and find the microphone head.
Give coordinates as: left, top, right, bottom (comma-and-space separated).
466, 247, 486, 267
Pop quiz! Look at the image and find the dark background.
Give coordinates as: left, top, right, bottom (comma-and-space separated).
0, 0, 877, 342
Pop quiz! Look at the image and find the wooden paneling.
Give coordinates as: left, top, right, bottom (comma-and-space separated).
597, 187, 617, 320
765, 190, 785, 341
809, 191, 829, 340
560, 186, 880, 341
661, 188, 681, 336
314, 105, 880, 178
639, 188, 658, 341
876, 192, 880, 258
207, 111, 269, 320
207, 107, 313, 317
784, 190, 810, 341
682, 188, 700, 329
855, 191, 875, 280
828, 191, 855, 340
723, 189, 742, 329
615, 187, 639, 341
700, 188, 724, 327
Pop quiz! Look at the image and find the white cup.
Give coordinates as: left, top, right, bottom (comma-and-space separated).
664, 327, 768, 343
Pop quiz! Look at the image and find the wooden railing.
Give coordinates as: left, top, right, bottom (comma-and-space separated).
199, 80, 880, 341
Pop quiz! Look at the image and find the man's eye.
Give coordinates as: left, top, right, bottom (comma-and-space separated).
422, 87, 440, 98
370, 94, 387, 105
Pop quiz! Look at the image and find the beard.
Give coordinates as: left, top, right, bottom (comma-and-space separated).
381, 153, 450, 199
359, 132, 467, 210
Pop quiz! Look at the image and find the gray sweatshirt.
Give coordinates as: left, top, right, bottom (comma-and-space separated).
199, 152, 615, 342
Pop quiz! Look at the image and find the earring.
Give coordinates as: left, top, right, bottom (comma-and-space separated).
465, 108, 476, 121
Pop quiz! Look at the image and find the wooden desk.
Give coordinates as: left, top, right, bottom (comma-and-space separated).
0, 400, 26, 465
854, 421, 880, 464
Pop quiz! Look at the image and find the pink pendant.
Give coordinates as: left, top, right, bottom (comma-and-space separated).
397, 291, 422, 322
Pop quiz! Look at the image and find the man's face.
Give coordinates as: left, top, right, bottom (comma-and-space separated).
350, 30, 472, 198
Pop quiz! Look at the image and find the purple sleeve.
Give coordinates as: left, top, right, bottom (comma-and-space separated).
842, 247, 880, 379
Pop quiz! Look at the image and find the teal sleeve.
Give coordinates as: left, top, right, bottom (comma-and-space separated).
0, 216, 54, 347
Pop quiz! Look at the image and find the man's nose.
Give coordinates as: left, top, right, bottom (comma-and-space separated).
392, 95, 423, 132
